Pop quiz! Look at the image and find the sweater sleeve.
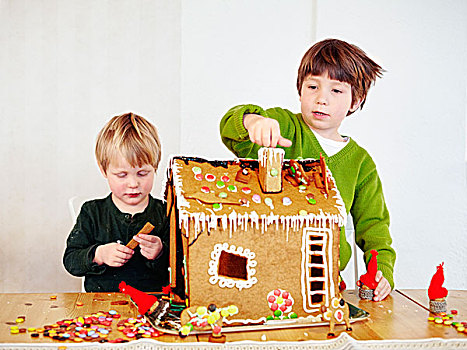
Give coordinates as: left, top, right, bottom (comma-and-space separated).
219, 104, 270, 158
63, 203, 106, 277
144, 209, 170, 276
351, 163, 396, 289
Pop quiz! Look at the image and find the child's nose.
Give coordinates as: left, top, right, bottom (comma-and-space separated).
127, 175, 139, 187
316, 91, 328, 105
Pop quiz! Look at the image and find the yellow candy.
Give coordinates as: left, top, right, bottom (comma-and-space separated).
27, 327, 36, 332
78, 317, 84, 324
15, 318, 25, 323
435, 318, 443, 324
228, 305, 238, 315
212, 311, 221, 321
10, 326, 19, 330
299, 210, 307, 216
220, 309, 229, 317
457, 326, 465, 332
443, 320, 452, 326
427, 316, 435, 322
74, 337, 84, 342
10, 329, 19, 334
196, 306, 207, 316
207, 315, 216, 324
277, 297, 284, 304
142, 333, 151, 338
180, 325, 191, 336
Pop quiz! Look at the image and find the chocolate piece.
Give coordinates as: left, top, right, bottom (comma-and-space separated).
235, 168, 251, 184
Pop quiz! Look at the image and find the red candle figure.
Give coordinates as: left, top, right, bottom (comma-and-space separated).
428, 263, 448, 313
119, 281, 169, 326
358, 249, 379, 300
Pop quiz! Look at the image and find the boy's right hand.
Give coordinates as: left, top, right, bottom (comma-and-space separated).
243, 114, 292, 148
93, 243, 134, 267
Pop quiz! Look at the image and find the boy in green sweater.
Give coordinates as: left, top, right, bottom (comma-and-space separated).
220, 38, 395, 301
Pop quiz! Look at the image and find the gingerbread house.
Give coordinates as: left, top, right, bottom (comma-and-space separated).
164, 148, 348, 329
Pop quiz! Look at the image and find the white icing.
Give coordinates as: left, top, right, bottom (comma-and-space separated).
208, 243, 257, 290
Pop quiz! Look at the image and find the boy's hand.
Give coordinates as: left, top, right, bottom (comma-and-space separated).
133, 234, 163, 260
357, 270, 392, 301
243, 114, 292, 148
93, 243, 134, 267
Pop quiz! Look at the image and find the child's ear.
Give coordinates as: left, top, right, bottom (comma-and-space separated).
98, 163, 108, 178
349, 98, 363, 113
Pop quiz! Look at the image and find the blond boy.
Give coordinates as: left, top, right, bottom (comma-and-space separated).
63, 113, 169, 292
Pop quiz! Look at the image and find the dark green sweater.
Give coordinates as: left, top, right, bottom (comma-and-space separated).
63, 194, 169, 292
220, 104, 396, 288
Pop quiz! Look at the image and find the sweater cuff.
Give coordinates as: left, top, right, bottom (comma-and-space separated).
232, 104, 268, 138
378, 263, 394, 290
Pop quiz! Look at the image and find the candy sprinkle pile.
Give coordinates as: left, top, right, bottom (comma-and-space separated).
428, 311, 467, 335
9, 311, 161, 343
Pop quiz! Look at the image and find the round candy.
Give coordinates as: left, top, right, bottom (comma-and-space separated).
220, 309, 230, 317
274, 310, 282, 317
270, 168, 279, 177
196, 306, 207, 315
242, 187, 251, 194
213, 325, 222, 334
208, 303, 217, 312
201, 186, 210, 193
282, 197, 292, 206
298, 185, 307, 192
205, 174, 216, 182
268, 296, 276, 303
270, 303, 278, 311
264, 198, 273, 208
252, 194, 261, 203
216, 181, 225, 188
218, 192, 227, 199
192, 166, 202, 174
194, 173, 203, 181
212, 203, 222, 211
227, 305, 238, 315
308, 198, 317, 205
227, 185, 237, 192
221, 175, 230, 183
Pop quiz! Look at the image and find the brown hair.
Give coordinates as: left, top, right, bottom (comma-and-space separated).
95, 112, 161, 173
297, 39, 384, 113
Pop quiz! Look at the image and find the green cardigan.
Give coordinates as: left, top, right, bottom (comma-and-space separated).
220, 104, 396, 288
63, 194, 169, 292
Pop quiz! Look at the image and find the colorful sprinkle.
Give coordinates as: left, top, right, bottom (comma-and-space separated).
194, 173, 203, 181
212, 203, 222, 211
241, 187, 251, 194
205, 174, 216, 182
252, 194, 261, 203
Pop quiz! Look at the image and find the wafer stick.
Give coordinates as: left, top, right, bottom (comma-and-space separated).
126, 222, 155, 249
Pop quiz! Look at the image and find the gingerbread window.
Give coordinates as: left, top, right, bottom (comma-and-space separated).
208, 243, 257, 290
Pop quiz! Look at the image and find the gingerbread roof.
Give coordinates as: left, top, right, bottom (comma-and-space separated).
166, 155, 347, 236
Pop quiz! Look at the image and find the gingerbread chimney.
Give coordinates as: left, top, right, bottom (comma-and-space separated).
258, 147, 285, 193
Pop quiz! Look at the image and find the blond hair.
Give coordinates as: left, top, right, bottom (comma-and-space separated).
95, 112, 161, 173
297, 39, 384, 114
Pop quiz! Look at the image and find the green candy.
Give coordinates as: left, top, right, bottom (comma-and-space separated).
270, 168, 279, 177
308, 198, 317, 205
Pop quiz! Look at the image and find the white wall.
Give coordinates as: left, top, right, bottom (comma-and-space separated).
0, 0, 181, 292
1, 0, 466, 292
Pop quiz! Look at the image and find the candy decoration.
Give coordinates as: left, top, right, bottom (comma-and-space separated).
200, 186, 210, 193
359, 249, 379, 290
221, 175, 230, 183
282, 197, 292, 206
216, 181, 225, 188
192, 166, 202, 174
252, 194, 261, 203
212, 203, 222, 211
227, 185, 237, 192
194, 173, 203, 181
267, 289, 294, 317
205, 174, 216, 182
241, 187, 251, 194
264, 198, 274, 210
218, 192, 227, 199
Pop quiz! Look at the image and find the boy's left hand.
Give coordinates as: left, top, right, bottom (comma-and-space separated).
133, 234, 163, 260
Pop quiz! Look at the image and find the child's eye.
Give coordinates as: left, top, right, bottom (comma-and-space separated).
332, 89, 342, 93
116, 173, 127, 178
138, 171, 149, 177
308, 85, 317, 90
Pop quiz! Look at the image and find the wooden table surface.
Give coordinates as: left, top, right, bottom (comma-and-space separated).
0, 289, 466, 345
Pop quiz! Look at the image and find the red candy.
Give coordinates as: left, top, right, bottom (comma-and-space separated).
271, 303, 278, 311
268, 296, 276, 303
195, 174, 203, 181
282, 291, 289, 299
274, 289, 281, 296
221, 175, 230, 183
